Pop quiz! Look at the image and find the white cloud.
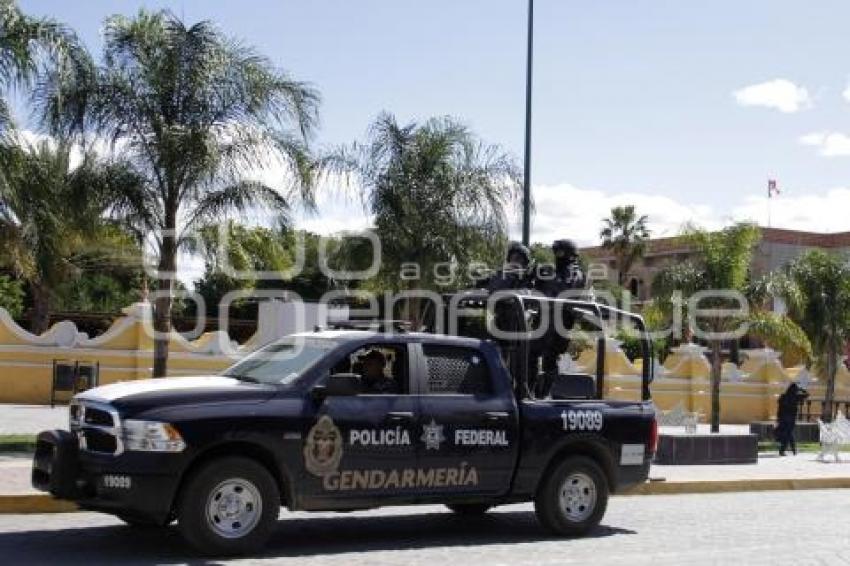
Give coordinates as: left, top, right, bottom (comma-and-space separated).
295, 189, 373, 235
799, 131, 850, 156
508, 184, 720, 247
501, 183, 850, 248
843, 82, 850, 103
733, 79, 811, 113
303, 181, 850, 252
730, 187, 850, 232
16, 129, 128, 169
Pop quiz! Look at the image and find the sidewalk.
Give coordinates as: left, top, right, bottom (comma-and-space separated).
652, 452, 850, 482
0, 404, 67, 435
0, 454, 36, 495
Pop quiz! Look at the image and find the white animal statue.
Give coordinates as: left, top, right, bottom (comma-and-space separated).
817, 412, 850, 462
656, 402, 701, 433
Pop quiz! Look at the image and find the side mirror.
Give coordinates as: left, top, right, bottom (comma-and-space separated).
323, 372, 361, 397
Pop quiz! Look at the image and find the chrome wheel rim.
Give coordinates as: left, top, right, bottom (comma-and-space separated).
205, 478, 263, 539
558, 472, 597, 522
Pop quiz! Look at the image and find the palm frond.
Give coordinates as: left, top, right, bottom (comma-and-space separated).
747, 311, 813, 366
180, 180, 291, 240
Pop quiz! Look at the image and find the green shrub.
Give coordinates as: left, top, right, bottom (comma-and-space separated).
615, 328, 667, 363
0, 276, 25, 318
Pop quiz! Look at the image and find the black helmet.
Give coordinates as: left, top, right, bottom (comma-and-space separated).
505, 241, 531, 268
552, 239, 578, 259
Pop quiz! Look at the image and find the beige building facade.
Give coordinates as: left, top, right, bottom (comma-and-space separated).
581, 227, 850, 303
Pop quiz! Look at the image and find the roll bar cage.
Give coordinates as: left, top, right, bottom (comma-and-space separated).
425, 290, 653, 402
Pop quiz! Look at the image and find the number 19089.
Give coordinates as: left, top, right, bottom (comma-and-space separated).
561, 410, 603, 431
102, 474, 132, 489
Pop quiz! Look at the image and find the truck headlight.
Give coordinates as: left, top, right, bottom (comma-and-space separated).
122, 420, 186, 452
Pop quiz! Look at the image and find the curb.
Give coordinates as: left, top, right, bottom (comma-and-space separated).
2, 477, 850, 513
0, 494, 77, 514
626, 477, 850, 496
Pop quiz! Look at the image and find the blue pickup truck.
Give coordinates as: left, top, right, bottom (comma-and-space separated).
32, 293, 657, 555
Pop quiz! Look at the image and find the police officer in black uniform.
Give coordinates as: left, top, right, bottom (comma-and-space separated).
535, 239, 585, 296
359, 349, 399, 394
471, 242, 536, 396
532, 239, 586, 398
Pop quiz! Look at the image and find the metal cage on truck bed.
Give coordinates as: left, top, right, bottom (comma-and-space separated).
421, 290, 654, 402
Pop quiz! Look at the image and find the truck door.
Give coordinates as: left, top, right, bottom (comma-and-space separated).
414, 343, 520, 496
302, 342, 420, 504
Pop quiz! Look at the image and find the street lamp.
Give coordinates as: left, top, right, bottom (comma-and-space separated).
522, 0, 534, 246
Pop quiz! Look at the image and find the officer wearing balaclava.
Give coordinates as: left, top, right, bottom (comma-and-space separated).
533, 239, 586, 398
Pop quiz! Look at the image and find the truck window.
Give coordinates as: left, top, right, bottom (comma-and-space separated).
223, 337, 337, 386
331, 343, 409, 394
422, 345, 492, 395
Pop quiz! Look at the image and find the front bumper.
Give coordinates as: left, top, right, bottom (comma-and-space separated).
32, 429, 182, 524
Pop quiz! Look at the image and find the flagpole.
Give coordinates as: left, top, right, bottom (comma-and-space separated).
766, 179, 773, 228
767, 197, 771, 228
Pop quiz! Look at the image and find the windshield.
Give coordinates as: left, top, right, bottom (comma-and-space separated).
223, 336, 338, 386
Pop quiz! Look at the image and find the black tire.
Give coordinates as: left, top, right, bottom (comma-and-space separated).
534, 455, 608, 537
177, 456, 279, 556
445, 503, 492, 515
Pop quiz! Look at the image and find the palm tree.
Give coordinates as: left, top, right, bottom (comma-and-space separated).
0, 0, 89, 135
0, 137, 136, 333
600, 205, 650, 286
652, 223, 811, 432
38, 10, 320, 376
753, 251, 850, 422
334, 112, 519, 321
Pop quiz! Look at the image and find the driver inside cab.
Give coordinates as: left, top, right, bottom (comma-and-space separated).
359, 349, 399, 394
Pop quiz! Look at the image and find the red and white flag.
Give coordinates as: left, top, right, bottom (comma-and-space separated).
767, 179, 780, 198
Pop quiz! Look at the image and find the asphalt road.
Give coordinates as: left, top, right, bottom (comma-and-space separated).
0, 490, 848, 565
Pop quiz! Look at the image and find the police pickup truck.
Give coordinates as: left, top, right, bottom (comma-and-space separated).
32, 295, 657, 556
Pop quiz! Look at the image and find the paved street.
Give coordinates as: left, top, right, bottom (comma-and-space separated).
0, 490, 848, 565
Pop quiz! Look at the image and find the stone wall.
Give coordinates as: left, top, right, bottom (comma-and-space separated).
0, 301, 321, 404
591, 342, 850, 423
2, 302, 848, 423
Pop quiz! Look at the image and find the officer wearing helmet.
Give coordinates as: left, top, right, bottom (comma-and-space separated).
535, 239, 585, 297
482, 241, 534, 292
532, 239, 586, 398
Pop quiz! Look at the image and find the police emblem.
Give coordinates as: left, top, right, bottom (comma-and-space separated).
420, 419, 445, 450
304, 415, 343, 476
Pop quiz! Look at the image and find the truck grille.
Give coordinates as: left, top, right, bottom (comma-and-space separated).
69, 400, 123, 456
83, 407, 114, 427
82, 429, 118, 453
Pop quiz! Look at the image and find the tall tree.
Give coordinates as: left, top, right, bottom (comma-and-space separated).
0, 137, 135, 332
787, 251, 850, 422
39, 10, 320, 376
335, 112, 519, 321
600, 205, 650, 286
0, 0, 89, 135
753, 251, 850, 422
652, 223, 808, 432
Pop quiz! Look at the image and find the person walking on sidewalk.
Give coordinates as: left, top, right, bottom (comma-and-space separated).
776, 382, 809, 456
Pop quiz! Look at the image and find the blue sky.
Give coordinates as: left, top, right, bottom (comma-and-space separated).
18, 0, 850, 244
